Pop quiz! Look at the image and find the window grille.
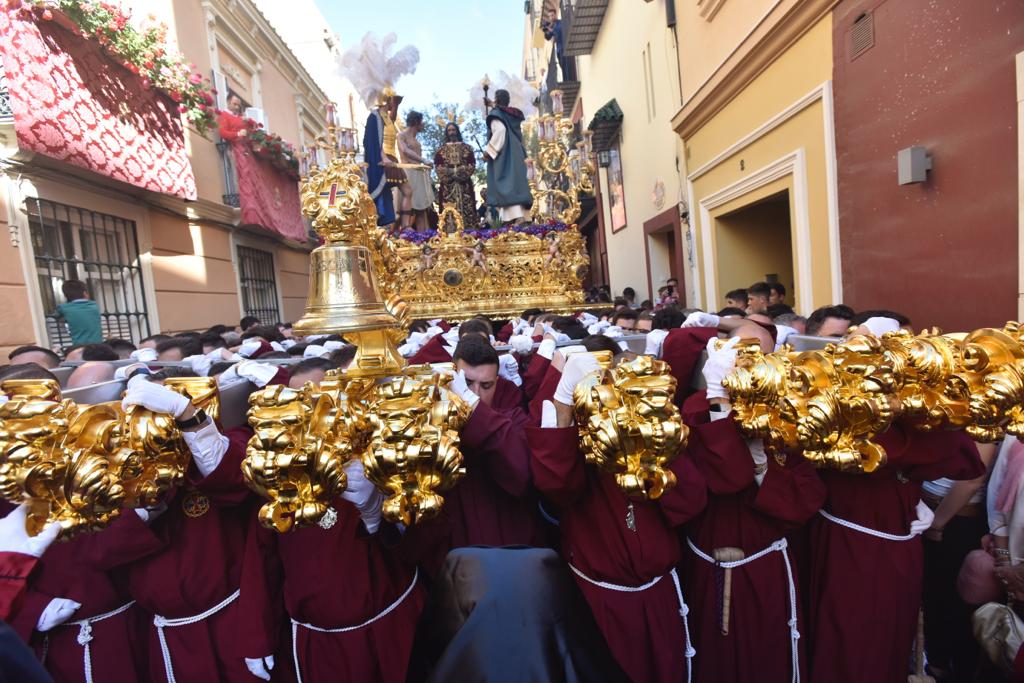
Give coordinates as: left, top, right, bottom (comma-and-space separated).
25, 198, 151, 350
236, 245, 281, 323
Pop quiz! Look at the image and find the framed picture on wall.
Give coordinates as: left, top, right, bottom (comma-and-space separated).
608, 141, 627, 233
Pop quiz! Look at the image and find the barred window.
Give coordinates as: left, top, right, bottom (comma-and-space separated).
26, 198, 151, 350
236, 245, 281, 323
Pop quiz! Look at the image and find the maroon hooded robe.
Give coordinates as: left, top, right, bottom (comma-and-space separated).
806, 424, 983, 683
681, 390, 826, 683
528, 424, 707, 682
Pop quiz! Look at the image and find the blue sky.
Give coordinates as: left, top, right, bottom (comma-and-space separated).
317, 1, 526, 111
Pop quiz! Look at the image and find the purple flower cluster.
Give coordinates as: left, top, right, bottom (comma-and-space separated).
394, 220, 572, 244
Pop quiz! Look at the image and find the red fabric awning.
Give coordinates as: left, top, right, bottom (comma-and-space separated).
232, 141, 306, 242
0, 9, 197, 200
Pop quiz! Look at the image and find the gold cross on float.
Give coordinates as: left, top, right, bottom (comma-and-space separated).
318, 182, 344, 209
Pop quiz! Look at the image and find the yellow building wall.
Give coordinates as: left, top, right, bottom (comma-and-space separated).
674, 0, 785, 100
685, 15, 835, 314
277, 247, 311, 323
576, 0, 685, 301
148, 212, 241, 332
0, 186, 39, 357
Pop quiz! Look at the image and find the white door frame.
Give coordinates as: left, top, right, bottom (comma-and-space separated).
698, 148, 814, 313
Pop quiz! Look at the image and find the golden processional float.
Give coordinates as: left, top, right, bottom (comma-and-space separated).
4, 121, 1024, 537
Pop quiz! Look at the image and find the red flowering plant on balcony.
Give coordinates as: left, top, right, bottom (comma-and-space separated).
12, 0, 218, 135
241, 120, 300, 180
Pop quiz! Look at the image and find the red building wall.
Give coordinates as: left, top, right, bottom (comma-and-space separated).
833, 0, 1024, 332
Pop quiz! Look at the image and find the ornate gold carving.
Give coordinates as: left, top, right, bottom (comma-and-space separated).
0, 378, 219, 538
574, 355, 687, 499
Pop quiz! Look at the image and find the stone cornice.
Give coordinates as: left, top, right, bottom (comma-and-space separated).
670, 0, 838, 140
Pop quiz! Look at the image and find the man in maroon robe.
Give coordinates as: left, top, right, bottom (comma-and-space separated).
238, 459, 424, 683
117, 375, 263, 683
438, 335, 540, 551
0, 503, 61, 622
528, 352, 708, 682
407, 318, 491, 366
680, 324, 826, 682
806, 422, 983, 683
8, 505, 160, 683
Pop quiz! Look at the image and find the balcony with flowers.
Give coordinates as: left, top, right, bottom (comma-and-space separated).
216, 110, 306, 244
0, 0, 215, 199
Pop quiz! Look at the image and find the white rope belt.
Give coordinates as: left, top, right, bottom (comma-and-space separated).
687, 537, 800, 683
153, 589, 240, 683
818, 509, 917, 542
290, 568, 418, 683
46, 600, 136, 683
568, 563, 695, 683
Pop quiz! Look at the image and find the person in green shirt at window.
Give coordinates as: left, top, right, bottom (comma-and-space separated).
56, 280, 102, 345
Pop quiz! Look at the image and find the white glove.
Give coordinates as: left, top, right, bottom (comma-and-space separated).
405, 331, 428, 348
206, 348, 233, 362
234, 360, 279, 388
702, 336, 740, 401
579, 312, 598, 327
441, 328, 460, 347
603, 325, 624, 339
749, 438, 769, 486
269, 341, 285, 353
645, 329, 670, 357
182, 419, 229, 477
304, 334, 328, 343
587, 321, 611, 335
238, 339, 263, 358
0, 503, 61, 557
498, 354, 522, 387
553, 353, 601, 405
134, 503, 168, 524
114, 363, 147, 381
509, 334, 534, 356
323, 340, 345, 352
340, 460, 384, 533
303, 344, 328, 359
397, 343, 418, 357
425, 326, 445, 339
448, 370, 480, 410
536, 338, 557, 361
774, 324, 799, 350
280, 339, 297, 350
910, 500, 936, 536
551, 332, 571, 343
37, 597, 81, 632
682, 311, 721, 329
183, 355, 213, 377
861, 316, 901, 337
540, 400, 558, 428
512, 318, 530, 336
244, 656, 275, 682
122, 378, 191, 418
129, 347, 157, 363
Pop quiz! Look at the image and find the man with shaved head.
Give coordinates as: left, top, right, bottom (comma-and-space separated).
65, 361, 116, 389
677, 323, 826, 683
8, 345, 61, 369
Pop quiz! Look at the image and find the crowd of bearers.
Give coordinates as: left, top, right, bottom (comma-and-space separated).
0, 302, 1017, 683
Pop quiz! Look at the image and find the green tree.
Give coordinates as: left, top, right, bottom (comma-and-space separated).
415, 102, 489, 187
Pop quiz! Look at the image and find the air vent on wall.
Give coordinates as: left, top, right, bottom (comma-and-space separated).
849, 12, 874, 60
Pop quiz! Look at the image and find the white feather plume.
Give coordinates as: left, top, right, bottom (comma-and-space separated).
338, 32, 420, 107
465, 71, 539, 117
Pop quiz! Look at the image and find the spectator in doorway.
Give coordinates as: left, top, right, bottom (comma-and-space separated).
746, 282, 772, 315
622, 287, 639, 309
769, 282, 787, 306
56, 280, 102, 345
724, 288, 747, 310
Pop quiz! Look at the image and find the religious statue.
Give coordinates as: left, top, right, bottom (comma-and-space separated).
340, 33, 420, 228
483, 89, 532, 225
465, 240, 488, 274
398, 110, 435, 231
544, 232, 562, 268
417, 244, 436, 277
433, 121, 478, 230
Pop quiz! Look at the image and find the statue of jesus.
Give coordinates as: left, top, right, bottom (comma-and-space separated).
433, 122, 478, 231
483, 89, 532, 225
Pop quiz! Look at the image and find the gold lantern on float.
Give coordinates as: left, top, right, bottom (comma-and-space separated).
239, 116, 469, 531
573, 354, 687, 499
